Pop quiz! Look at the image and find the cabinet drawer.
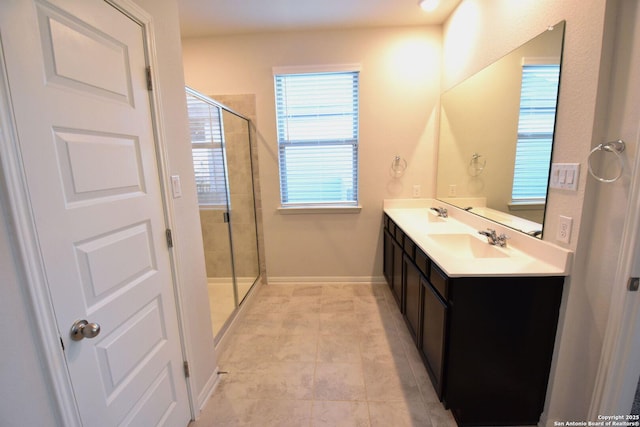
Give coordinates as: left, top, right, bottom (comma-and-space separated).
430, 264, 448, 301
404, 236, 415, 259
415, 247, 430, 278
394, 226, 405, 245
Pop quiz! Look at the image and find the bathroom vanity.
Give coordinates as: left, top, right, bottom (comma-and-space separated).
383, 199, 571, 426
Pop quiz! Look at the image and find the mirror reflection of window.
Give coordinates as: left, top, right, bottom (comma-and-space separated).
512, 60, 560, 204
187, 93, 228, 208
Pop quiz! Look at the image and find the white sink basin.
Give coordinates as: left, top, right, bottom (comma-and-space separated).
426, 233, 509, 259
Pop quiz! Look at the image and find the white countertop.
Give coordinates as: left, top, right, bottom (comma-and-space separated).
384, 199, 572, 278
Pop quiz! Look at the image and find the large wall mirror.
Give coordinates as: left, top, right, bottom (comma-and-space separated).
436, 21, 565, 237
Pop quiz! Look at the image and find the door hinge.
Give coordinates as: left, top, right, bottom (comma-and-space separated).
145, 66, 153, 91
165, 229, 173, 248
183, 361, 190, 378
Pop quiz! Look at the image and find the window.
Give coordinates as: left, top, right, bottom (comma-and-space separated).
274, 67, 360, 207
511, 61, 560, 203
186, 92, 227, 207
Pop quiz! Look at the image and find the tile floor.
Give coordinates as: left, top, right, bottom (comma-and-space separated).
191, 283, 458, 427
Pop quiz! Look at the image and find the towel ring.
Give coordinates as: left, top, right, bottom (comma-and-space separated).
391, 155, 407, 176
468, 153, 486, 177
588, 140, 625, 183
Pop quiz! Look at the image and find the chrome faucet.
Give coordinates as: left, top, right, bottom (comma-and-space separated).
431, 206, 448, 218
478, 228, 509, 247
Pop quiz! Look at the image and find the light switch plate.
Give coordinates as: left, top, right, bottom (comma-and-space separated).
171, 175, 182, 198
550, 163, 580, 191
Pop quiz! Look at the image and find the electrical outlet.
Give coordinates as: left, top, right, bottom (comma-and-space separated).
412, 185, 421, 198
448, 184, 457, 197
556, 215, 572, 244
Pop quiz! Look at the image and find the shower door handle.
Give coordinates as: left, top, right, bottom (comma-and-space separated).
223, 211, 230, 223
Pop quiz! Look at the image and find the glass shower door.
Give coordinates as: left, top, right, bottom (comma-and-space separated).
221, 109, 260, 304
186, 87, 261, 340
186, 91, 236, 337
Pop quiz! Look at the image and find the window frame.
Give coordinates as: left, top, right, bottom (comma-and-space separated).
273, 64, 362, 213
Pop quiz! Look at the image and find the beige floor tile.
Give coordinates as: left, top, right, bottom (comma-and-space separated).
293, 285, 323, 296
319, 312, 360, 335
281, 312, 321, 334
258, 284, 295, 296
235, 312, 284, 335
320, 295, 356, 313
249, 295, 291, 314
197, 282, 458, 426
217, 361, 315, 400
311, 400, 370, 427
273, 334, 319, 362
192, 396, 313, 427
317, 334, 361, 363
368, 399, 432, 427
359, 333, 406, 364
363, 359, 421, 401
283, 295, 322, 313
314, 362, 366, 401
220, 334, 279, 366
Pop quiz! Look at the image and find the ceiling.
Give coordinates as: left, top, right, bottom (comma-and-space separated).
177, 0, 461, 38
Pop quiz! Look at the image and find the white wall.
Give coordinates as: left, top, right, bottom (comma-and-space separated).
0, 195, 59, 427
443, 0, 631, 422
182, 26, 442, 281
0, 0, 217, 423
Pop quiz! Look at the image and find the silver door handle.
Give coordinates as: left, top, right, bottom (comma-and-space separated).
70, 319, 101, 341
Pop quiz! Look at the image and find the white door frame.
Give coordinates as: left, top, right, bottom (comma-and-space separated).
0, 0, 195, 424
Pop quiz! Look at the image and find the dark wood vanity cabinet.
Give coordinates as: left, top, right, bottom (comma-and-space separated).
444, 275, 564, 426
382, 214, 565, 426
383, 228, 393, 285
421, 273, 447, 398
383, 215, 404, 311
402, 253, 422, 343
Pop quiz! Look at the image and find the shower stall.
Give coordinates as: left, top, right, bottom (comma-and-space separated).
185, 87, 262, 340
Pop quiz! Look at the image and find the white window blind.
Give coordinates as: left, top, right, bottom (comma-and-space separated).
512, 63, 560, 202
274, 70, 359, 206
186, 93, 228, 207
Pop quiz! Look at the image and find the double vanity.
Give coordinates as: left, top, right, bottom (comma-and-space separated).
383, 199, 572, 426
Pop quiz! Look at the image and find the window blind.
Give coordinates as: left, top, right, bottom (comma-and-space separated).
274, 71, 359, 206
186, 93, 228, 207
512, 64, 560, 202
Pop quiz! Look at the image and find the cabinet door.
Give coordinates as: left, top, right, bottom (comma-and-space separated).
383, 229, 393, 286
403, 254, 422, 344
391, 238, 404, 311
421, 278, 447, 398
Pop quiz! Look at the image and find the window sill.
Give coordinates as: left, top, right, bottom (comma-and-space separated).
278, 205, 362, 215
508, 201, 545, 211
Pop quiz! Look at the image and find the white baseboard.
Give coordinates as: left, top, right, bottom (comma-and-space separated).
266, 276, 386, 285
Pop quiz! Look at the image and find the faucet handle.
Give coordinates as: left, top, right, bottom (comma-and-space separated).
496, 233, 510, 247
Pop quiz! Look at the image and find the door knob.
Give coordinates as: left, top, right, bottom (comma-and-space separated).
70, 319, 101, 341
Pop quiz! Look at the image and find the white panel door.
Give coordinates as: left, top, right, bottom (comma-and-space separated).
0, 1, 190, 426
